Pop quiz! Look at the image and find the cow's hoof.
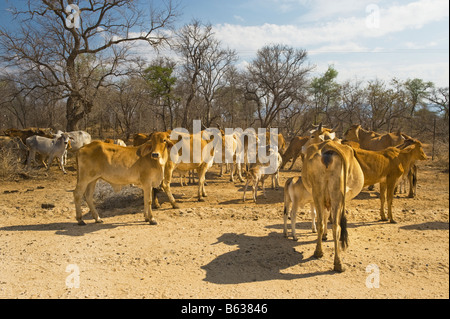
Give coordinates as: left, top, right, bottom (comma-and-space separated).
198, 198, 205, 202
389, 219, 397, 224
95, 219, 104, 224
149, 220, 158, 225
172, 203, 180, 209
313, 250, 323, 259
334, 263, 345, 273
77, 220, 86, 226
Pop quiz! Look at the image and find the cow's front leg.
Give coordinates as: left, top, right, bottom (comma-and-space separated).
144, 187, 157, 225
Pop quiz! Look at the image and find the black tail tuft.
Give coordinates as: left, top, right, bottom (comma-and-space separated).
321, 150, 335, 168
340, 210, 349, 250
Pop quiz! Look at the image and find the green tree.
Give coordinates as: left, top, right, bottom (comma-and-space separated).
143, 60, 178, 130
310, 65, 340, 125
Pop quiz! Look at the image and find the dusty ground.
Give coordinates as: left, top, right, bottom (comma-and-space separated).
0, 158, 448, 299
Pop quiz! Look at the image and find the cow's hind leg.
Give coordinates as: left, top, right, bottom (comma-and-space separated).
290, 204, 299, 241
74, 181, 88, 225
313, 196, 325, 259
85, 180, 102, 224
310, 203, 317, 233
197, 166, 208, 200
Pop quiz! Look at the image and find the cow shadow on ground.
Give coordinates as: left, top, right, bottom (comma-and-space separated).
400, 221, 449, 231
354, 191, 379, 200
0, 219, 145, 237
201, 232, 335, 285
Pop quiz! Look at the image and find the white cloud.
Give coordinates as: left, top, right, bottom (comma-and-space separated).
297, 0, 381, 22
233, 15, 245, 22
213, 0, 448, 54
327, 59, 449, 87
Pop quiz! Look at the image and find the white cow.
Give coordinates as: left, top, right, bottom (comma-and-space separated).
56, 130, 92, 164
56, 130, 91, 151
26, 133, 71, 173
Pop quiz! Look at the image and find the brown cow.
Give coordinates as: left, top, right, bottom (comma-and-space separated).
154, 131, 215, 207
74, 131, 173, 225
132, 133, 151, 146
281, 136, 309, 170
343, 124, 405, 151
352, 140, 428, 223
302, 140, 365, 272
265, 131, 286, 154
282, 123, 338, 170
4, 127, 54, 143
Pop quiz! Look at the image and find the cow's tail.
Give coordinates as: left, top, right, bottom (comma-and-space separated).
339, 148, 349, 251
325, 144, 350, 251
340, 209, 349, 250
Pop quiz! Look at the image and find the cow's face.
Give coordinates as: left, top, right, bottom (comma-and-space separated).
414, 142, 428, 161
309, 128, 335, 144
343, 125, 360, 142
402, 141, 428, 161
58, 133, 71, 149
142, 132, 174, 165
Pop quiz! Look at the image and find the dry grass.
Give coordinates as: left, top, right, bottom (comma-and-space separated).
0, 147, 22, 180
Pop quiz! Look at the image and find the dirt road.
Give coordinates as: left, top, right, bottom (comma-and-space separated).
0, 161, 448, 298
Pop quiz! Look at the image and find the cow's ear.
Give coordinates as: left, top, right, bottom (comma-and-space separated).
140, 143, 153, 157
165, 139, 174, 148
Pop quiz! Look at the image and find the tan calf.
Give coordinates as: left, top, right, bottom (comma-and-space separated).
243, 151, 282, 203
283, 176, 316, 241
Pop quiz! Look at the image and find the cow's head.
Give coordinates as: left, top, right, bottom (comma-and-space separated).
343, 124, 361, 142
301, 124, 336, 156
308, 123, 336, 144
140, 131, 174, 165
57, 133, 71, 149
401, 140, 428, 161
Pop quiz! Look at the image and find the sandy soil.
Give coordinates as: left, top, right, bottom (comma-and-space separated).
0, 158, 448, 299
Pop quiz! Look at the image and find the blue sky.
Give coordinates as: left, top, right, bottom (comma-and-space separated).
175, 0, 449, 87
0, 0, 448, 87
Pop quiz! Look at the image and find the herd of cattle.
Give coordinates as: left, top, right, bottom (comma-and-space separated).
0, 124, 428, 272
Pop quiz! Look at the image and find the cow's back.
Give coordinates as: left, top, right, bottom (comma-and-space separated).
26, 135, 54, 152
69, 131, 92, 151
304, 141, 363, 201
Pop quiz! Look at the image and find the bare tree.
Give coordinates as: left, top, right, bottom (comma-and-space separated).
197, 39, 237, 127
174, 20, 214, 129
427, 86, 449, 121
245, 44, 312, 128
0, 0, 178, 131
